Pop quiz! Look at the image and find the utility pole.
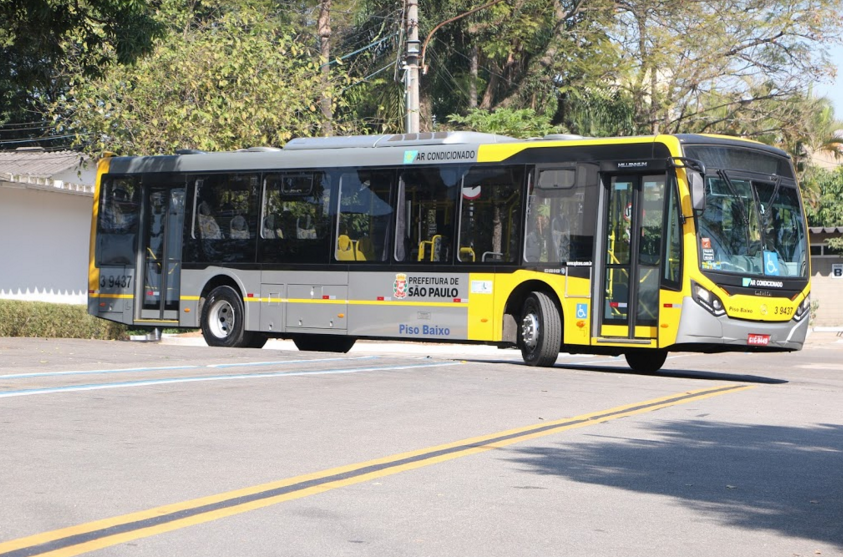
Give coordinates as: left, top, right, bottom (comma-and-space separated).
404, 0, 420, 134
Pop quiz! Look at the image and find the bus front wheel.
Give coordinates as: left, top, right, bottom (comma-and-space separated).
201, 285, 255, 348
624, 350, 667, 373
518, 292, 562, 367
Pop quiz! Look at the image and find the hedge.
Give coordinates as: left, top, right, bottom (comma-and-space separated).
0, 299, 127, 340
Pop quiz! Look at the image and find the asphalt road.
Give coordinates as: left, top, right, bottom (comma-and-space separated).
0, 334, 841, 557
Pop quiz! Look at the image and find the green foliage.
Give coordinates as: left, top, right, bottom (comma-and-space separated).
559, 88, 637, 137
0, 300, 126, 340
447, 108, 561, 138
0, 0, 161, 124
50, 2, 353, 155
805, 166, 843, 228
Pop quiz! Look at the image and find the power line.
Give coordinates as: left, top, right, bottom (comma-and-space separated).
322, 31, 399, 68
343, 60, 398, 91
0, 134, 77, 146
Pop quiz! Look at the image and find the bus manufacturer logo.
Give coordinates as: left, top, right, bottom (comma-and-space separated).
394, 273, 408, 298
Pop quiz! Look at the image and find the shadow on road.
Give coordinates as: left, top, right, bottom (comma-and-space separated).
505, 420, 843, 550
458, 358, 788, 385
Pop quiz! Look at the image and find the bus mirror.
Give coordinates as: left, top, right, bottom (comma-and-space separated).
688, 170, 706, 214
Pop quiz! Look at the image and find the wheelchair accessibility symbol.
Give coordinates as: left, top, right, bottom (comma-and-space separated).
576, 303, 588, 319
763, 251, 780, 276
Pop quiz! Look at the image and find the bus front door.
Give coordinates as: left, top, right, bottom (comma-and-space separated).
598, 174, 666, 340
139, 185, 185, 323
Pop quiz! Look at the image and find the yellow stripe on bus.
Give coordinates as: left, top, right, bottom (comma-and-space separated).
176, 296, 469, 308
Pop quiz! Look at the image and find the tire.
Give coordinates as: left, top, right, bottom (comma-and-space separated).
200, 285, 255, 348
293, 335, 356, 353
624, 350, 667, 373
518, 291, 562, 367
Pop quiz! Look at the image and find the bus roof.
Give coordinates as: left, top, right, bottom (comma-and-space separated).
105, 132, 790, 175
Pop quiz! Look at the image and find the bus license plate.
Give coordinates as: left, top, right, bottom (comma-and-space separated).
747, 334, 770, 346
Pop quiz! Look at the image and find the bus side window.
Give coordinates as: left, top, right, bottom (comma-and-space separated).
395, 168, 457, 263
260, 172, 332, 264
337, 170, 393, 262
458, 166, 524, 263
190, 173, 259, 263
526, 165, 596, 264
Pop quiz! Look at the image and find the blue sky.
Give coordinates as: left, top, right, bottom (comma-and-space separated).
813, 42, 843, 117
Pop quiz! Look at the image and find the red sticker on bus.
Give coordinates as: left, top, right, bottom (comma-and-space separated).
747, 334, 770, 346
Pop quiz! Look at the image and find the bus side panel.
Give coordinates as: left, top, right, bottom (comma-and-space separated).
560, 274, 593, 346
347, 271, 470, 341
467, 273, 496, 341
486, 270, 568, 345
93, 267, 136, 325
179, 267, 263, 331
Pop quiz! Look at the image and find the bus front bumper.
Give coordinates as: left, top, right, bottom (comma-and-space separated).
673, 297, 809, 351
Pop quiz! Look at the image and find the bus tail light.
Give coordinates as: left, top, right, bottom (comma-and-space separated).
793, 295, 811, 322
692, 281, 726, 317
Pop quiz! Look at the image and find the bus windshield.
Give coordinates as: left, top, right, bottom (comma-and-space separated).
696, 172, 807, 278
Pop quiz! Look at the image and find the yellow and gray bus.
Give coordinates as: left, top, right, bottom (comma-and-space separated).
88, 132, 811, 371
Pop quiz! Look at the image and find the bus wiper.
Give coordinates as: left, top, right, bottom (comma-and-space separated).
716, 169, 749, 225
765, 176, 783, 215
756, 175, 782, 257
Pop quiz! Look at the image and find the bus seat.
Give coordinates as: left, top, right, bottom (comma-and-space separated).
336, 234, 355, 261
356, 237, 374, 261
262, 214, 284, 239
198, 216, 221, 239
297, 216, 317, 239
230, 215, 250, 239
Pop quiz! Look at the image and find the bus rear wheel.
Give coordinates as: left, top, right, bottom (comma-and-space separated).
293, 335, 356, 353
201, 285, 256, 348
518, 292, 562, 367
624, 350, 667, 373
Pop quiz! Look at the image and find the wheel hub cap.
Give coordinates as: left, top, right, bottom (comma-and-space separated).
521, 313, 540, 349
209, 300, 234, 338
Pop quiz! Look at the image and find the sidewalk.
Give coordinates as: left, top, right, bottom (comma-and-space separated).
805, 327, 843, 348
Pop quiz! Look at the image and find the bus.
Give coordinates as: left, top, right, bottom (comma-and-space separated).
88, 132, 811, 371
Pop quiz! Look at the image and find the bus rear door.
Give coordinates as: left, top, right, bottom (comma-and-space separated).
138, 183, 185, 324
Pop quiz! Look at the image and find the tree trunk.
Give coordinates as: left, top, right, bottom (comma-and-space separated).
318, 0, 333, 136
469, 44, 479, 109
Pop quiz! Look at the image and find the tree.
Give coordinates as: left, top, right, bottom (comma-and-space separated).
0, 0, 161, 126
417, 0, 843, 140
606, 0, 843, 135
447, 107, 561, 138
49, 1, 353, 155
805, 166, 843, 251
318, 0, 334, 135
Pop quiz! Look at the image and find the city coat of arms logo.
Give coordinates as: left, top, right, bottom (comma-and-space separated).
393, 273, 408, 299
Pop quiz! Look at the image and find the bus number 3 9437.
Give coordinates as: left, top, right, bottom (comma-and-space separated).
100, 275, 132, 289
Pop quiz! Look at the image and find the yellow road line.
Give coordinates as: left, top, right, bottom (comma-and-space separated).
0, 384, 753, 557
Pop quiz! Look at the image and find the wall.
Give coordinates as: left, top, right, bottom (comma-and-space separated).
811, 258, 843, 327
0, 185, 93, 304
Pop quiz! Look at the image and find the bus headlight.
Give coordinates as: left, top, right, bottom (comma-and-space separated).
692, 280, 726, 317
793, 295, 811, 322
